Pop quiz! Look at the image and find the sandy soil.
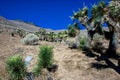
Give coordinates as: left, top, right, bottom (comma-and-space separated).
0, 31, 120, 80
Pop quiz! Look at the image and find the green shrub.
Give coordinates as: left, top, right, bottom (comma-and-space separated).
6, 55, 26, 80
22, 33, 39, 45
38, 46, 53, 68
0, 78, 2, 80
32, 65, 42, 76
79, 37, 86, 50
68, 24, 77, 37
33, 46, 53, 76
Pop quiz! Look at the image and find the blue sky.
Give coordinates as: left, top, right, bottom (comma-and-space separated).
0, 0, 110, 30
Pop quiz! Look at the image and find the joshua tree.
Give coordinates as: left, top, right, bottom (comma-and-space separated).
48, 32, 56, 42
16, 29, 26, 38
57, 31, 68, 43
35, 28, 46, 41
71, 1, 120, 55
103, 0, 120, 55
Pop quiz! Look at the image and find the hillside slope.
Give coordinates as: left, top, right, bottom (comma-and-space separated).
0, 32, 120, 80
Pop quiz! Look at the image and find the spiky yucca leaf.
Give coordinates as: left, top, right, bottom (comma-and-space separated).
73, 7, 88, 19
92, 1, 106, 18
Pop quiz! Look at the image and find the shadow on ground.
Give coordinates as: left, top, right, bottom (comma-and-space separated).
83, 49, 120, 74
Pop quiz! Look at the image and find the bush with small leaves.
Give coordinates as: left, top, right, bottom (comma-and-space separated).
22, 33, 39, 45
6, 55, 26, 80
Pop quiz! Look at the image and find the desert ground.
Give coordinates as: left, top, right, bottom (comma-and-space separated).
0, 30, 120, 80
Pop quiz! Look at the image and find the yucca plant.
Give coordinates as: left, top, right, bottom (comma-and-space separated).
79, 37, 86, 50
32, 64, 42, 76
48, 32, 56, 42
0, 78, 2, 80
33, 46, 53, 76
38, 46, 53, 68
6, 55, 26, 80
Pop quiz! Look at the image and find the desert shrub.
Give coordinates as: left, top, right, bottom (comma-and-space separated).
0, 30, 3, 33
33, 46, 53, 76
38, 46, 53, 68
9, 30, 16, 37
32, 65, 42, 76
68, 24, 77, 37
5, 55, 26, 80
68, 27, 77, 37
66, 38, 78, 49
0, 78, 2, 80
22, 33, 39, 45
10, 31, 15, 37
79, 37, 86, 50
16, 29, 26, 38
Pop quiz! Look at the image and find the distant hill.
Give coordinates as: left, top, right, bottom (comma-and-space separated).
0, 16, 40, 32
0, 16, 66, 33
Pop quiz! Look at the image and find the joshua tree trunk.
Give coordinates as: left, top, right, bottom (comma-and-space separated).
84, 30, 95, 50
105, 17, 119, 56
106, 31, 118, 56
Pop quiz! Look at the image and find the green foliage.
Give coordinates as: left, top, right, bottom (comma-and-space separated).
22, 33, 39, 45
35, 28, 46, 40
58, 31, 67, 39
73, 7, 88, 19
56, 31, 68, 42
79, 37, 86, 50
0, 78, 2, 80
32, 65, 42, 76
92, 1, 106, 18
68, 24, 77, 37
38, 46, 53, 68
48, 32, 56, 42
6, 55, 26, 80
38, 28, 46, 35
33, 46, 53, 76
74, 23, 80, 30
